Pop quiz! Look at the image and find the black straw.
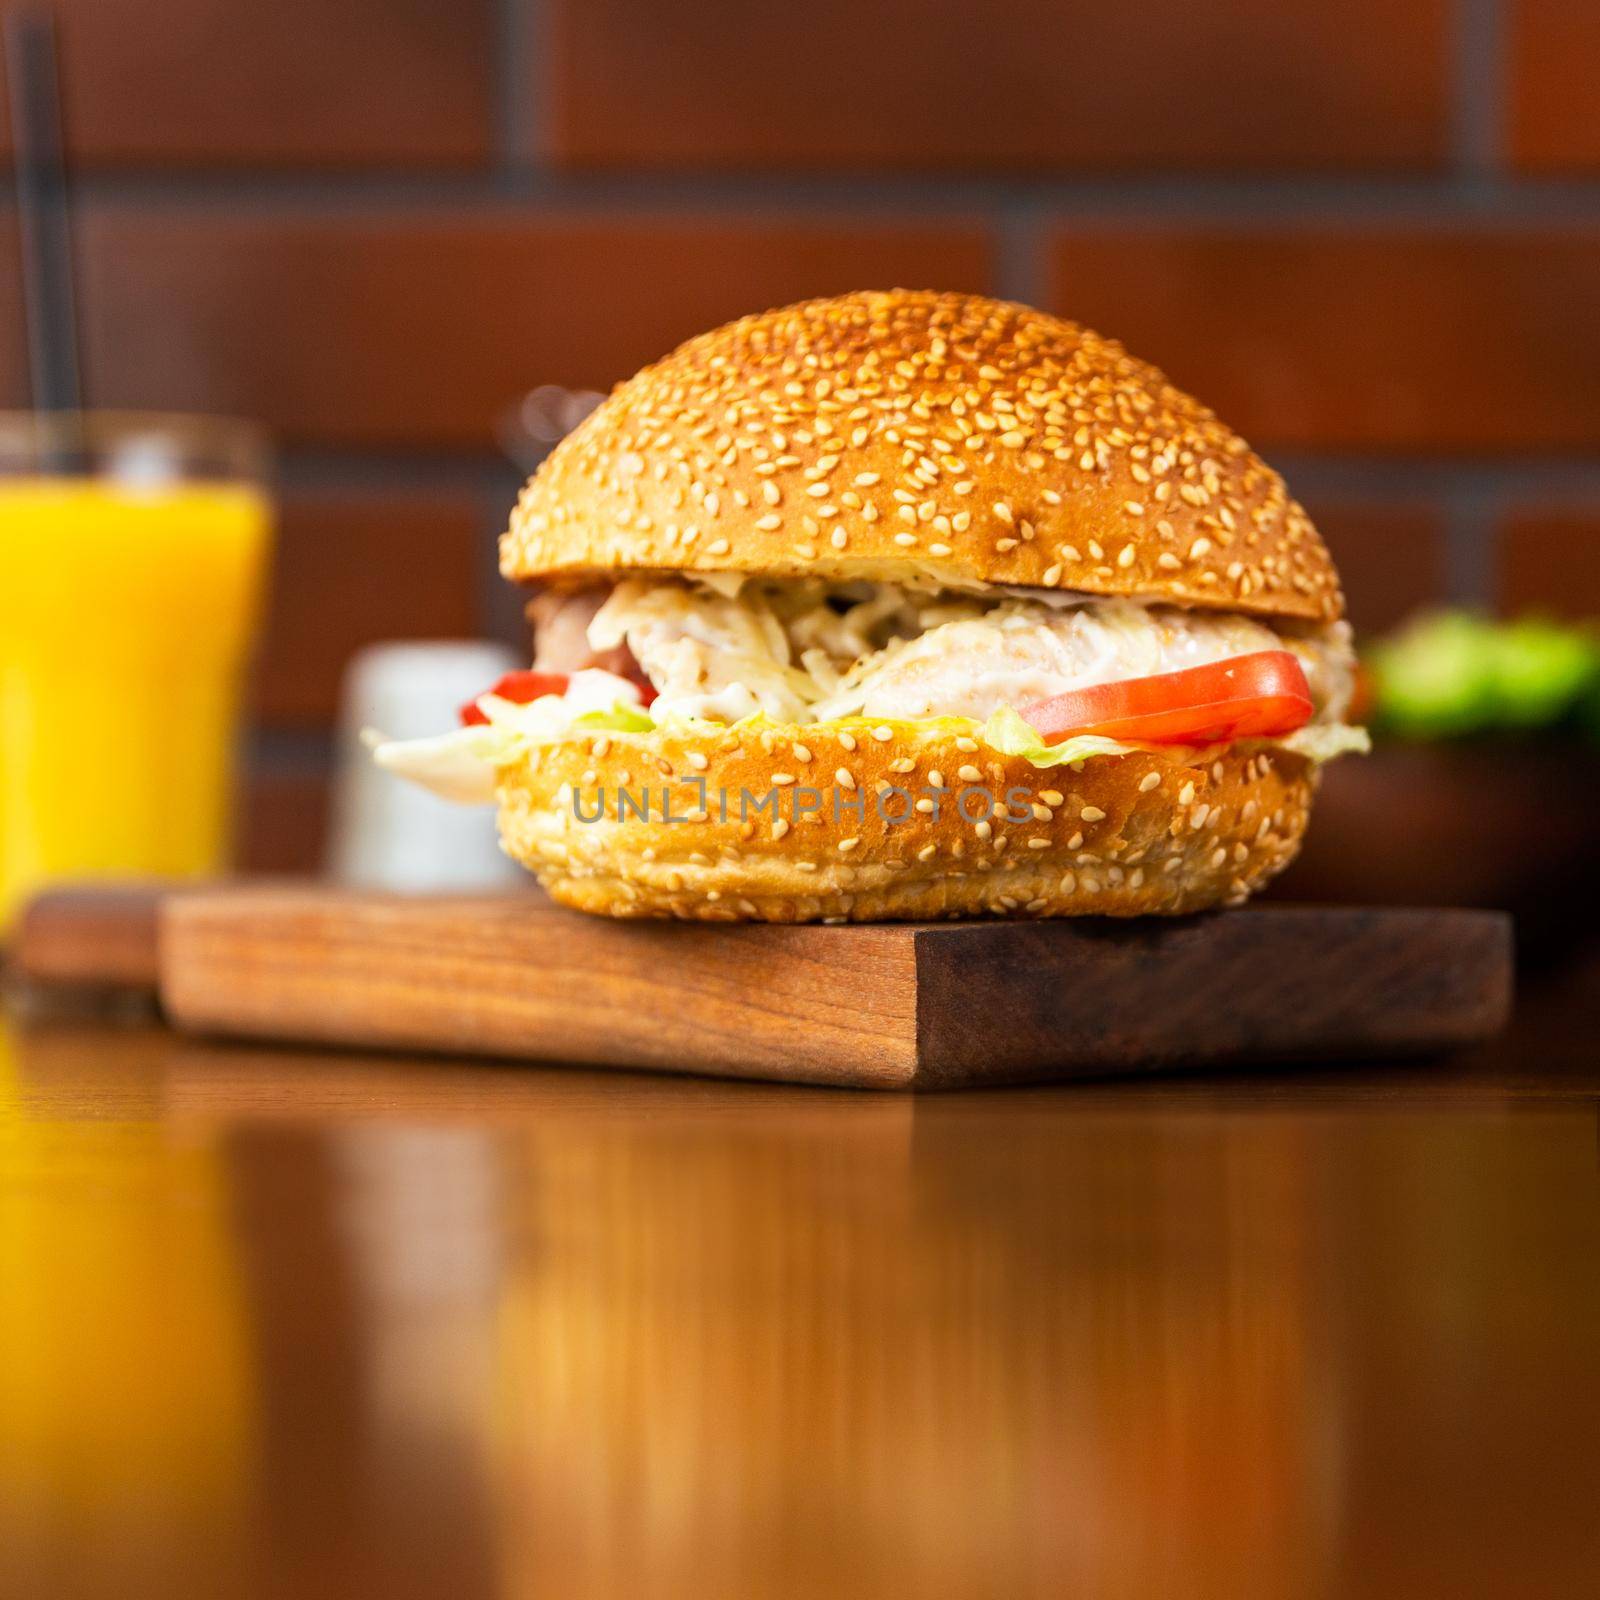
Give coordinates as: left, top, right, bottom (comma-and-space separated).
6, 8, 82, 414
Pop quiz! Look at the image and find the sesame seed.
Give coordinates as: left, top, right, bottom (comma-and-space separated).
927, 770, 945, 788
1031, 803, 1053, 822
889, 757, 915, 773
915, 797, 935, 813
1210, 847, 1228, 869
917, 843, 939, 862
509, 295, 1343, 640
1028, 837, 1050, 850
773, 819, 790, 840
992, 501, 1014, 524
955, 737, 978, 752
839, 837, 860, 853
958, 764, 982, 783
975, 820, 993, 840
871, 725, 893, 741
839, 731, 857, 750
1080, 805, 1107, 822
894, 531, 918, 547
835, 768, 857, 790
1039, 790, 1065, 806
771, 772, 796, 785
687, 751, 708, 771
1178, 782, 1196, 806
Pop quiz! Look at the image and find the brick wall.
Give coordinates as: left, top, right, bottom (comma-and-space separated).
4, 0, 1597, 868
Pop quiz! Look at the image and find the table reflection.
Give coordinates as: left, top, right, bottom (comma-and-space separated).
0, 1025, 256, 1599
2, 1020, 1598, 1599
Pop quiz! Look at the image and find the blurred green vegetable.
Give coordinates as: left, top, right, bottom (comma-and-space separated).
1368, 609, 1600, 740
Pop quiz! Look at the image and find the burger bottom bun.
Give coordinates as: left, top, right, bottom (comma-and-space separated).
494, 721, 1315, 923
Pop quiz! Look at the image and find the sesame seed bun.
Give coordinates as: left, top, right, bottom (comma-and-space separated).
503, 289, 1343, 622
495, 724, 1313, 922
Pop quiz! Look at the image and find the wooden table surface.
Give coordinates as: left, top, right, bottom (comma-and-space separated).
2, 957, 1598, 1599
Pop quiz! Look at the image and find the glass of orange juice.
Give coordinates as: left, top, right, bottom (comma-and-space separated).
0, 413, 272, 932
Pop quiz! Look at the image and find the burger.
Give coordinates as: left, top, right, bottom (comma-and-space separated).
375, 290, 1365, 922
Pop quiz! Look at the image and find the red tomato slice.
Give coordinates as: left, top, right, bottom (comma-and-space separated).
457, 668, 657, 725
1017, 650, 1315, 747
458, 670, 570, 726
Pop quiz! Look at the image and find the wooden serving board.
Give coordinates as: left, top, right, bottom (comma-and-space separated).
157, 887, 1512, 1090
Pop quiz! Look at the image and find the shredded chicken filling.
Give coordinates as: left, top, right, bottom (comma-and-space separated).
535, 576, 1356, 728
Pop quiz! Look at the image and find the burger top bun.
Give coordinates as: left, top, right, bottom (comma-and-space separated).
503, 289, 1343, 622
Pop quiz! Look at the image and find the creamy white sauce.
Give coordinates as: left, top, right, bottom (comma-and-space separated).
587, 576, 1354, 726
373, 576, 1360, 805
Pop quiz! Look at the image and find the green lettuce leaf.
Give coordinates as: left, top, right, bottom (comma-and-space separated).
570, 704, 657, 734
979, 704, 1369, 768
1272, 722, 1371, 762
978, 706, 1143, 768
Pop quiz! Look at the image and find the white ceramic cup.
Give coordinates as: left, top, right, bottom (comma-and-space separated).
329, 640, 524, 891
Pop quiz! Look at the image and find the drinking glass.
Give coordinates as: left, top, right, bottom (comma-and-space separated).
0, 413, 273, 931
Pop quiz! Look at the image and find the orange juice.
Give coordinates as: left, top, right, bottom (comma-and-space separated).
0, 1024, 257, 1586
0, 477, 271, 929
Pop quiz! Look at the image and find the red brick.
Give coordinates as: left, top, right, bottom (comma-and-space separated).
240, 764, 328, 874
1509, 0, 1600, 172
1048, 227, 1600, 451
0, 0, 492, 167
78, 208, 992, 449
0, 214, 25, 408
549, 0, 1450, 172
1301, 499, 1448, 637
251, 490, 486, 726
1498, 508, 1600, 618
